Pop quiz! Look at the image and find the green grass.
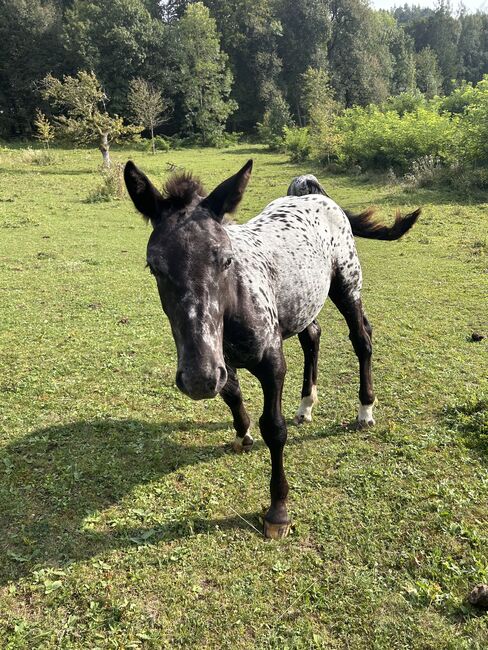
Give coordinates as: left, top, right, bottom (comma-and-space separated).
0, 143, 487, 649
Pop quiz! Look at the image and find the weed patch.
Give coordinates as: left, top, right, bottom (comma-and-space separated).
86, 163, 125, 203
444, 398, 488, 454
20, 147, 56, 166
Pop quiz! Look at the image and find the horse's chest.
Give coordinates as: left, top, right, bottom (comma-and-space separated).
223, 317, 275, 367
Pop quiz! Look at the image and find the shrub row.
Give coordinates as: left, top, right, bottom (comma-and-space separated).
277, 76, 488, 187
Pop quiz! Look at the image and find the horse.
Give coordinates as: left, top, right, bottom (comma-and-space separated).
287, 174, 330, 198
124, 160, 421, 539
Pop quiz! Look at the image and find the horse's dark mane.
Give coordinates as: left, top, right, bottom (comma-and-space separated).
162, 172, 206, 207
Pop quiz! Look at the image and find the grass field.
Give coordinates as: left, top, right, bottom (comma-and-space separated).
0, 143, 486, 649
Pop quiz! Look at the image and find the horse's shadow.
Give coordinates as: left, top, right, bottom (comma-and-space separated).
0, 416, 350, 586
0, 418, 263, 586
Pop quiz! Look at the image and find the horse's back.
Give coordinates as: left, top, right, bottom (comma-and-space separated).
227, 195, 360, 337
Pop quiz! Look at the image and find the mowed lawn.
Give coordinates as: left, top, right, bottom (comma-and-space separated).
0, 144, 486, 649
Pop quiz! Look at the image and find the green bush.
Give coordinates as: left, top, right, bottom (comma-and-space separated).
443, 165, 488, 192
300, 67, 341, 165
455, 76, 488, 166
438, 81, 477, 116
334, 106, 456, 172
153, 135, 171, 151
380, 90, 426, 116
280, 74, 488, 187
283, 126, 311, 162
132, 136, 171, 152
214, 131, 243, 148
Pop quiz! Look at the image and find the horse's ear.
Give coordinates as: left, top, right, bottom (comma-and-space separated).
124, 161, 165, 226
201, 159, 252, 222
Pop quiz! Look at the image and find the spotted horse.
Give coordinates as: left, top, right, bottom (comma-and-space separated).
124, 160, 421, 539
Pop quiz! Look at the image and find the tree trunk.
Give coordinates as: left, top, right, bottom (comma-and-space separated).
151, 125, 155, 155
296, 101, 303, 128
99, 133, 111, 168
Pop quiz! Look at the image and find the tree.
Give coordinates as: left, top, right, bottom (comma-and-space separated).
257, 91, 293, 149
33, 110, 55, 149
158, 0, 189, 21
0, 0, 63, 136
416, 47, 443, 98
201, 0, 283, 131
301, 67, 339, 126
175, 3, 237, 144
456, 75, 488, 165
41, 71, 141, 166
301, 67, 341, 163
328, 0, 393, 106
399, 1, 460, 93
425, 2, 460, 93
457, 12, 488, 83
62, 0, 166, 116
387, 17, 417, 95
274, 0, 330, 125
128, 78, 170, 153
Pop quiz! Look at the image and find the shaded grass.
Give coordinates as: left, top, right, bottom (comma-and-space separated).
0, 144, 487, 648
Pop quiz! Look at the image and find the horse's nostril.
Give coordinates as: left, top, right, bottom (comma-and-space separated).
176, 366, 227, 398
176, 370, 185, 392
218, 365, 227, 388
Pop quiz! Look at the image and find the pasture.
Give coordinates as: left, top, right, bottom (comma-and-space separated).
0, 144, 486, 648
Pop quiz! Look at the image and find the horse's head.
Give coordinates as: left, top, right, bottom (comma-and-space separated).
124, 159, 252, 400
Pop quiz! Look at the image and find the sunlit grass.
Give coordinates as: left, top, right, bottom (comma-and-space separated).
0, 144, 486, 648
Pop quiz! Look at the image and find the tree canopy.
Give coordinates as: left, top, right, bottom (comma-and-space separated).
41, 71, 141, 165
1, 0, 488, 138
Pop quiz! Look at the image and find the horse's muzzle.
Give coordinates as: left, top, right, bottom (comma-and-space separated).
176, 365, 227, 400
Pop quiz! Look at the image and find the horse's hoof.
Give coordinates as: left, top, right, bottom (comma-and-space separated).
356, 418, 375, 430
293, 413, 312, 426
231, 433, 254, 453
263, 520, 291, 539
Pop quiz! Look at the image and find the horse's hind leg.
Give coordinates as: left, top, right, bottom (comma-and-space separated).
329, 283, 375, 427
220, 365, 254, 452
294, 320, 321, 425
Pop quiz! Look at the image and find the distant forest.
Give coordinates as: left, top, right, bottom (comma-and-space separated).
2, 0, 488, 139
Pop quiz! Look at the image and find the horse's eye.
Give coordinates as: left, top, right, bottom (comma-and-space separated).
223, 256, 233, 270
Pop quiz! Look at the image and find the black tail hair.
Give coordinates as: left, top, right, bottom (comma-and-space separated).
344, 207, 421, 241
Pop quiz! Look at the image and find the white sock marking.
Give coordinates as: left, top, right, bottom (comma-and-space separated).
294, 385, 318, 423
358, 403, 374, 424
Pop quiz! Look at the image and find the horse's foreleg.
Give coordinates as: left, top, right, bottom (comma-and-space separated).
294, 320, 321, 425
220, 365, 254, 452
330, 287, 375, 427
252, 347, 290, 539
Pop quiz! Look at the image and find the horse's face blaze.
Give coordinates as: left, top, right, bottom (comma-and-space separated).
147, 213, 233, 399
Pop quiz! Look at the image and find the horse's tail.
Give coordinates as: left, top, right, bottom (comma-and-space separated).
344, 207, 421, 241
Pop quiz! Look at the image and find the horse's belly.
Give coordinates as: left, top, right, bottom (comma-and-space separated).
277, 267, 331, 338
